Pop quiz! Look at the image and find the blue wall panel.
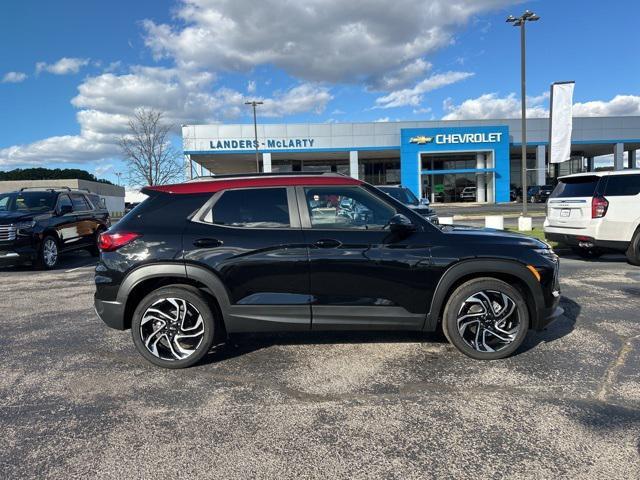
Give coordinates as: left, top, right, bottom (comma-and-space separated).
400, 125, 510, 203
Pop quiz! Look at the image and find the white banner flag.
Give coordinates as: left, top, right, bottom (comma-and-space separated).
549, 81, 575, 164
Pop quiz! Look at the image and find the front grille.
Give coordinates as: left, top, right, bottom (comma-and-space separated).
0, 225, 17, 241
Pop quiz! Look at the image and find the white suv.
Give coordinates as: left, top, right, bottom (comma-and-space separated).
543, 170, 640, 264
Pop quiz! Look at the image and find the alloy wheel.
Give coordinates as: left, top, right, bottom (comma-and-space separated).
139, 297, 205, 361
43, 239, 58, 267
456, 290, 521, 353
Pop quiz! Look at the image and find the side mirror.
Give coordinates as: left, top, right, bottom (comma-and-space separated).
420, 197, 430, 206
388, 213, 416, 234
58, 204, 73, 215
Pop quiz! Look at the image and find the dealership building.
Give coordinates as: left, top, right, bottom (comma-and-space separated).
182, 116, 640, 203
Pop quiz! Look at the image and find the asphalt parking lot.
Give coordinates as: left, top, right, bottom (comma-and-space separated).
1, 250, 639, 478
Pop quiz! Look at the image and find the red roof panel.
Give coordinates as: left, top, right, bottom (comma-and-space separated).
143, 175, 362, 195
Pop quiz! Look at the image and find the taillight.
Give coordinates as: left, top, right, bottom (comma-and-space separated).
591, 196, 608, 219
98, 232, 141, 252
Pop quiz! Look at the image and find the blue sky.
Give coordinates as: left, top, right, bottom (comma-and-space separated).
1, 0, 639, 184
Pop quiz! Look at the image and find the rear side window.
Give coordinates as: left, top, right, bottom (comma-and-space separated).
208, 188, 290, 228
87, 194, 106, 209
551, 176, 601, 198
70, 194, 90, 211
603, 174, 640, 196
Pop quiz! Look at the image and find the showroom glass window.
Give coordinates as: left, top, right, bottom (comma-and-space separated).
304, 186, 396, 230
206, 188, 290, 228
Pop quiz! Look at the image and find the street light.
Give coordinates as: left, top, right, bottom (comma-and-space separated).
114, 171, 122, 186
507, 10, 540, 216
244, 100, 264, 172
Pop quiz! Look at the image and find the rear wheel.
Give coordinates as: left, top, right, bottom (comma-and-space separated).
88, 227, 106, 257
442, 278, 529, 360
571, 246, 603, 259
625, 229, 640, 266
131, 286, 217, 368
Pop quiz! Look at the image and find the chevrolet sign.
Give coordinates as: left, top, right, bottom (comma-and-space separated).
409, 135, 434, 144
435, 132, 503, 144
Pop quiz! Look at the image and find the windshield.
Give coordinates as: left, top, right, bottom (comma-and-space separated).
379, 187, 419, 206
0, 192, 57, 213
551, 176, 601, 198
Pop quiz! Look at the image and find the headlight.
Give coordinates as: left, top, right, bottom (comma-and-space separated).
533, 248, 557, 261
16, 220, 36, 233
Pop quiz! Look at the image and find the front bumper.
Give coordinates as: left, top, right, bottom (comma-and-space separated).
537, 299, 563, 331
94, 295, 126, 330
0, 248, 36, 266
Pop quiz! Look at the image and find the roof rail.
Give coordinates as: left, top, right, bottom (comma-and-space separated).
19, 186, 72, 192
187, 171, 346, 182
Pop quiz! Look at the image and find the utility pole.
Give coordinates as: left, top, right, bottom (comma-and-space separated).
507, 10, 540, 216
245, 100, 264, 173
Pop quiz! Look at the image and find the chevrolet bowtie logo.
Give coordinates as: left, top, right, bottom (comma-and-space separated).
409, 135, 434, 144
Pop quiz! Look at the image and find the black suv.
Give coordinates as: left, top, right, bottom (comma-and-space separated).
94, 173, 562, 368
376, 185, 438, 223
527, 185, 554, 203
0, 187, 110, 269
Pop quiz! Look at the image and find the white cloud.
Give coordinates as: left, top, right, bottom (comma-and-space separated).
247, 80, 256, 93
442, 92, 549, 120
374, 71, 474, 109
2, 71, 28, 83
36, 57, 90, 75
259, 84, 332, 117
573, 95, 640, 117
442, 92, 640, 120
374, 117, 390, 122
143, 0, 518, 87
0, 66, 332, 167
367, 59, 432, 92
95, 164, 114, 176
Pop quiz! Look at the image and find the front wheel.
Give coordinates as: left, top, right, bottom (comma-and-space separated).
131, 286, 217, 368
35, 235, 59, 270
442, 278, 529, 360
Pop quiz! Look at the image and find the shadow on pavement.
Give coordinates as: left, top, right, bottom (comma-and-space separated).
517, 296, 580, 354
202, 330, 447, 365
0, 250, 97, 273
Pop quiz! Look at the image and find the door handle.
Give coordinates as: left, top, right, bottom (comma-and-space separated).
193, 238, 223, 248
313, 239, 342, 248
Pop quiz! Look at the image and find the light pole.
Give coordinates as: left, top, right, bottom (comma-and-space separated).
114, 171, 122, 186
244, 100, 264, 173
507, 10, 539, 216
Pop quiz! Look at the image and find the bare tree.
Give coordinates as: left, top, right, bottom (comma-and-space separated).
119, 108, 183, 186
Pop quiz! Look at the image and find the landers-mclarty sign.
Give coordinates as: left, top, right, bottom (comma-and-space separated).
209, 138, 316, 150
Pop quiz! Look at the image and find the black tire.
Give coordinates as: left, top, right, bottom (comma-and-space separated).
88, 228, 105, 257
625, 229, 640, 266
35, 235, 59, 270
442, 278, 530, 360
131, 285, 217, 369
571, 246, 603, 259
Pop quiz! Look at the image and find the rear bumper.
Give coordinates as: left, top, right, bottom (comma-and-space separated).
94, 295, 126, 330
544, 232, 629, 251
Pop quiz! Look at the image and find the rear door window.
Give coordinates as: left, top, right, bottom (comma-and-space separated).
207, 188, 291, 228
550, 176, 602, 198
603, 174, 640, 196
